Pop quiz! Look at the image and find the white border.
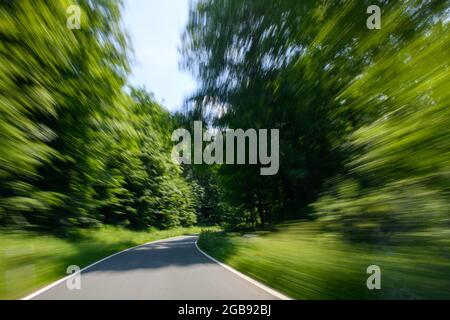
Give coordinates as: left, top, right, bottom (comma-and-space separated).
21, 236, 185, 300
194, 239, 291, 300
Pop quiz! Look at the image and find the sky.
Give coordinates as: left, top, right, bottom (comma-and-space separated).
123, 0, 196, 112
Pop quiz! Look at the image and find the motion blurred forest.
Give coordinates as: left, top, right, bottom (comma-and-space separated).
0, 1, 198, 232
1, 0, 449, 248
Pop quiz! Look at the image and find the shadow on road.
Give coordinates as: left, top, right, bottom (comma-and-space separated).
82, 237, 215, 273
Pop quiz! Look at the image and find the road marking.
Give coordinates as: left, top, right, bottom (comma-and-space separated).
194, 239, 292, 300
21, 236, 188, 300
22, 235, 291, 300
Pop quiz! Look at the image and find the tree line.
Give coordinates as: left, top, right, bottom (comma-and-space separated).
1, 1, 448, 242
180, 0, 449, 241
0, 1, 197, 232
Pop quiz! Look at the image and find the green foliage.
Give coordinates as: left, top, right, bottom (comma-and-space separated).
182, 0, 450, 237
313, 5, 450, 241
173, 108, 229, 225
0, 1, 197, 231
198, 221, 450, 299
94, 89, 197, 229
0, 1, 75, 223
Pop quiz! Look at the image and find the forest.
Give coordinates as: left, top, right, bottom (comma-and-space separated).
0, 0, 199, 232
1, 0, 449, 240
180, 0, 449, 242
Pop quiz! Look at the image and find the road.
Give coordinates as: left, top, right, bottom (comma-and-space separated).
29, 236, 282, 300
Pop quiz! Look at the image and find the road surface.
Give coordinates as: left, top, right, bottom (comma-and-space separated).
29, 235, 281, 300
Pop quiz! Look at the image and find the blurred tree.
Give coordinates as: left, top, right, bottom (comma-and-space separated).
173, 104, 228, 225
0, 0, 78, 226
313, 18, 450, 242
181, 0, 449, 233
0, 1, 197, 231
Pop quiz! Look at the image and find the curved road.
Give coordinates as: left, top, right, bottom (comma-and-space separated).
28, 236, 281, 300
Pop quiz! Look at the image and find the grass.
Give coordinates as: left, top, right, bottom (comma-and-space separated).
198, 220, 450, 299
0, 225, 210, 299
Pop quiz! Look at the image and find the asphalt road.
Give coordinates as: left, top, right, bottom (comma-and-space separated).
30, 235, 281, 300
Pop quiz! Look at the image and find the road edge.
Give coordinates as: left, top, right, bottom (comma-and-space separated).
194, 239, 292, 300
21, 235, 189, 300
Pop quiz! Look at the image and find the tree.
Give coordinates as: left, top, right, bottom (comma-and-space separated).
181, 0, 449, 231
0, 1, 197, 231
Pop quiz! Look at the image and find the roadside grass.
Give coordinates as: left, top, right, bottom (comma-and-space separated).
0, 225, 212, 299
198, 221, 450, 299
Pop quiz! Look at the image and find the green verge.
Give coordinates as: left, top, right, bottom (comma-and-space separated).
197, 221, 449, 299
0, 225, 213, 299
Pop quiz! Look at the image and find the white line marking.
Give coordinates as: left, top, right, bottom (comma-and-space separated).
194, 239, 292, 300
22, 234, 291, 300
21, 236, 189, 300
